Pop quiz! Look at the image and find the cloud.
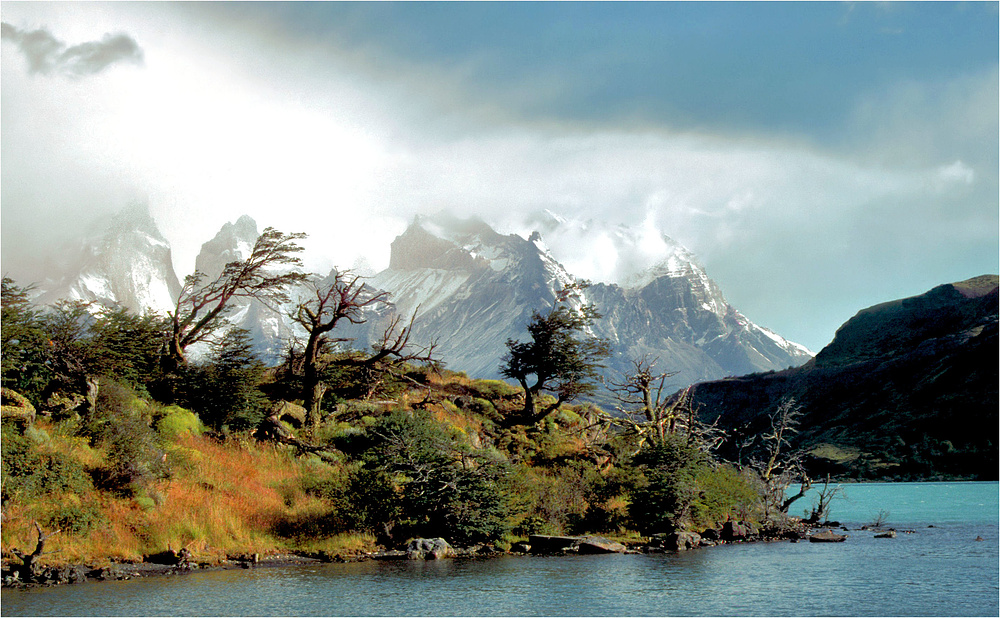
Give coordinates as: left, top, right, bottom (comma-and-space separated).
0, 22, 143, 77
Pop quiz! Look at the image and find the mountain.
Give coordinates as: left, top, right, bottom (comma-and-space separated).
679, 275, 999, 480
188, 215, 300, 363
370, 212, 812, 391
34, 205, 181, 316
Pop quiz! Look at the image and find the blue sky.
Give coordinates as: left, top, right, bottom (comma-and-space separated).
2, 2, 997, 353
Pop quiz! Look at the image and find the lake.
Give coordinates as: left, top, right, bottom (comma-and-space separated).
4, 482, 997, 616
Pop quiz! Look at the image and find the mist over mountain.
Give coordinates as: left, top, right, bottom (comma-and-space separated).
33, 204, 181, 316
26, 208, 813, 389
370, 212, 812, 390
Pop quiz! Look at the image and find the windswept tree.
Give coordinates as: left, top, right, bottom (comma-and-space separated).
500, 283, 611, 426
164, 227, 308, 372
290, 270, 437, 434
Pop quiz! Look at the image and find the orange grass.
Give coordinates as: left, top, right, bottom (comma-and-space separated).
1, 432, 348, 565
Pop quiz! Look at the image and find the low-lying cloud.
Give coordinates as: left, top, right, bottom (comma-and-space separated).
1, 22, 143, 77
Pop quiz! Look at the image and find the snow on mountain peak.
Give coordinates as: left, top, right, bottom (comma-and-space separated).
521, 209, 701, 289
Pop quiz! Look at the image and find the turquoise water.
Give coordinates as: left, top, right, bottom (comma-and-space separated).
788, 481, 999, 525
3, 482, 997, 617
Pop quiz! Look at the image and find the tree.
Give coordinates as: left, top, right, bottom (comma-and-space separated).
500, 283, 611, 426
1, 278, 51, 401
605, 356, 725, 452
361, 410, 514, 545
289, 270, 437, 434
187, 328, 268, 431
164, 227, 308, 373
741, 398, 812, 517
627, 433, 712, 534
290, 271, 388, 432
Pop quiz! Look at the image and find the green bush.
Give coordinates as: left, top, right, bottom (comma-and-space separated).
89, 413, 168, 496
1, 425, 94, 504
628, 434, 712, 534
155, 406, 205, 440
358, 410, 514, 546
468, 379, 521, 401
47, 498, 103, 534
690, 464, 762, 529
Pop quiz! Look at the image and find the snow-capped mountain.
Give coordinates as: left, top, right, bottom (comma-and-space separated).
35, 204, 181, 316
371, 212, 812, 390
29, 207, 811, 390
187, 215, 300, 363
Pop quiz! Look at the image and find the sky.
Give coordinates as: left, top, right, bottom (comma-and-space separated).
1, 1, 997, 353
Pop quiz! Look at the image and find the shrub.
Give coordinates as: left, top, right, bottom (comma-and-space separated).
468, 379, 521, 402
155, 406, 205, 440
628, 434, 712, 534
359, 410, 514, 546
47, 497, 103, 535
90, 414, 168, 496
690, 464, 762, 529
1, 425, 94, 504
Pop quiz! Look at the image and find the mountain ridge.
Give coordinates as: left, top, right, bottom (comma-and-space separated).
680, 275, 999, 480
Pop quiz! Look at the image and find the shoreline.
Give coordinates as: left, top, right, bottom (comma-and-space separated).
2, 521, 820, 590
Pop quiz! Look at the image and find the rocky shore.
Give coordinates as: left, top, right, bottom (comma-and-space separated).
2, 520, 874, 590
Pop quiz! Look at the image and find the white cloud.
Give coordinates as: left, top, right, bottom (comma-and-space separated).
1, 3, 994, 353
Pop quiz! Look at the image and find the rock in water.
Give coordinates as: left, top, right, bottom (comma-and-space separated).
574, 536, 627, 554
406, 538, 455, 560
809, 531, 847, 543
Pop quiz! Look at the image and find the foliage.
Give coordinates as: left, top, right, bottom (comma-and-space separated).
155, 406, 205, 440
360, 410, 514, 546
165, 227, 308, 371
500, 284, 611, 426
180, 328, 268, 431
1, 278, 52, 401
82, 380, 169, 496
628, 434, 712, 534
689, 464, 761, 528
1, 423, 94, 505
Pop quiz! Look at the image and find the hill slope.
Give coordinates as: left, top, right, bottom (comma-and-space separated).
683, 275, 999, 480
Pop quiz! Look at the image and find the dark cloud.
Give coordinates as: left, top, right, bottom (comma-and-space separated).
0, 22, 143, 77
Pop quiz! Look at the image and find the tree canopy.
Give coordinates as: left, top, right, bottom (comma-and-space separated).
500, 283, 611, 426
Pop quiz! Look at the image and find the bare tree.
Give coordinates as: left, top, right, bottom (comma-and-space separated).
750, 398, 813, 517
806, 474, 844, 524
10, 522, 60, 582
603, 357, 725, 453
289, 271, 437, 434
164, 227, 308, 372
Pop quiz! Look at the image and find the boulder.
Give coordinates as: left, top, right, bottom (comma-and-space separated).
406, 538, 455, 560
721, 521, 752, 542
528, 535, 580, 554
874, 530, 896, 539
271, 401, 307, 425
667, 531, 702, 551
700, 528, 721, 541
574, 536, 626, 554
809, 531, 847, 543
510, 542, 532, 554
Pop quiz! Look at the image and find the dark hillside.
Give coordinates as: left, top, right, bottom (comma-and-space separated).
683, 275, 998, 480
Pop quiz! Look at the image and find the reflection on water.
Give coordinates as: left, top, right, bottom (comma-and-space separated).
4, 483, 998, 617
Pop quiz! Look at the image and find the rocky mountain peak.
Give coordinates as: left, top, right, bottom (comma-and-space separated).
194, 216, 259, 281
35, 204, 180, 316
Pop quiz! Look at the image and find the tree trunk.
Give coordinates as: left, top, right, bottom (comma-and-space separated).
302, 335, 324, 435
12, 522, 60, 582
